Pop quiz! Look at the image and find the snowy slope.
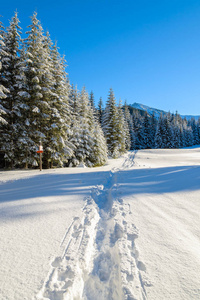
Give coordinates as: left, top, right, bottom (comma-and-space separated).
0, 148, 200, 299
130, 102, 166, 118
130, 102, 200, 120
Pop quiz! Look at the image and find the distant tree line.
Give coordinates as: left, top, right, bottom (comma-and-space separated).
0, 12, 199, 169
126, 109, 200, 150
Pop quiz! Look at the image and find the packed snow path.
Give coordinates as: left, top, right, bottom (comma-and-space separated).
0, 147, 200, 299
36, 152, 147, 300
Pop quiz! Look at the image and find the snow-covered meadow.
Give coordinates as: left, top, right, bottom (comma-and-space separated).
0, 147, 200, 300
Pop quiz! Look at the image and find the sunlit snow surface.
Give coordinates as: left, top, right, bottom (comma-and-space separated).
0, 148, 200, 299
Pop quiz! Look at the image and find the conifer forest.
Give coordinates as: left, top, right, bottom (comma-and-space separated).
0, 12, 200, 169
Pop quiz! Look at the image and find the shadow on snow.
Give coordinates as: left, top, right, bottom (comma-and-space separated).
0, 165, 200, 220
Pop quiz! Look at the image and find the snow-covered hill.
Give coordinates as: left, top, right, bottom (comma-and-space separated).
130, 102, 200, 120
0, 148, 200, 299
129, 102, 166, 119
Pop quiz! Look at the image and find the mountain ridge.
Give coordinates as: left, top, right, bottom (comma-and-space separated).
129, 102, 200, 120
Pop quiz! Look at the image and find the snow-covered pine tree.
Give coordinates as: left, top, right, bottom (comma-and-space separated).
183, 122, 194, 147
155, 113, 173, 148
190, 118, 199, 145
180, 118, 188, 147
89, 90, 95, 109
179, 123, 185, 147
69, 86, 108, 167
132, 110, 143, 149
102, 88, 120, 157
124, 102, 135, 150
91, 122, 108, 166
18, 12, 47, 167
0, 19, 10, 168
97, 97, 103, 125
155, 114, 164, 148
42, 37, 73, 167
14, 43, 33, 169
89, 90, 98, 120
69, 84, 80, 117
150, 113, 157, 148
0, 12, 24, 168
21, 12, 61, 168
0, 18, 9, 125
116, 99, 127, 155
140, 112, 152, 149
123, 101, 131, 151
171, 113, 181, 148
69, 87, 94, 166
163, 113, 174, 148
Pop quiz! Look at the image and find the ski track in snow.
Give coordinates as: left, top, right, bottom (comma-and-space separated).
35, 152, 149, 300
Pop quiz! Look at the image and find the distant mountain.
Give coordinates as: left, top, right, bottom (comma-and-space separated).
129, 102, 166, 119
129, 102, 200, 120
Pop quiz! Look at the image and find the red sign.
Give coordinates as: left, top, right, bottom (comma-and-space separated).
37, 145, 43, 153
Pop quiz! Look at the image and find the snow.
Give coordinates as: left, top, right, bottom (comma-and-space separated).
130, 102, 166, 119
0, 148, 200, 299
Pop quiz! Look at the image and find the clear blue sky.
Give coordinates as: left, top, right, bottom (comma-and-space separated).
1, 0, 200, 115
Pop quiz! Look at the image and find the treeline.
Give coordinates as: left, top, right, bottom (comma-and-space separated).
0, 12, 199, 169
126, 110, 200, 149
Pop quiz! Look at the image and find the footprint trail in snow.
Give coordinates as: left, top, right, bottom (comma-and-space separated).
36, 152, 149, 300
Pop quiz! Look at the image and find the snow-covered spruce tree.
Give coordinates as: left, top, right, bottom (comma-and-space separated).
69, 87, 107, 167
102, 88, 120, 157
124, 102, 135, 150
87, 100, 108, 166
150, 113, 157, 148
0, 12, 24, 168
180, 118, 188, 147
68, 84, 80, 166
116, 99, 127, 155
89, 90, 95, 110
139, 112, 152, 149
14, 42, 37, 169
17, 12, 47, 167
155, 114, 173, 148
69, 84, 80, 117
69, 87, 94, 167
91, 122, 108, 166
154, 115, 163, 148
163, 113, 174, 148
123, 101, 131, 151
42, 37, 73, 168
89, 90, 98, 120
171, 113, 181, 148
183, 122, 194, 147
129, 115, 136, 150
190, 118, 199, 145
179, 124, 185, 147
97, 96, 103, 125
0, 19, 10, 168
0, 18, 9, 125
20, 13, 71, 168
132, 110, 144, 149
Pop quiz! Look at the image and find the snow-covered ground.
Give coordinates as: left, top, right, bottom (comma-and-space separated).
0, 147, 200, 299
